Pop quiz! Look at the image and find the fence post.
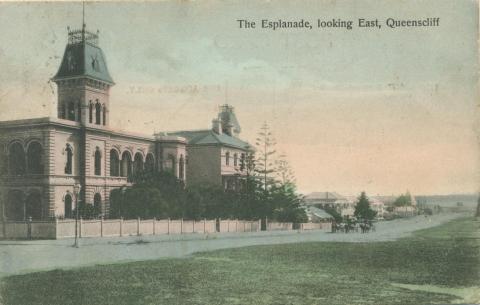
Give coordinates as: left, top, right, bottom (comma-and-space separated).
137, 217, 140, 236
153, 218, 156, 235
227, 219, 230, 232
27, 216, 32, 240
55, 217, 59, 239
203, 218, 206, 233
167, 218, 170, 235
192, 219, 195, 233
258, 219, 261, 232
265, 217, 268, 231
79, 217, 83, 238
2, 219, 6, 239
236, 219, 238, 232
181, 218, 183, 234
100, 216, 104, 237
119, 217, 123, 237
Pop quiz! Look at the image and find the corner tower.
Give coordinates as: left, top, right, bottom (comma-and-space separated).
53, 25, 114, 127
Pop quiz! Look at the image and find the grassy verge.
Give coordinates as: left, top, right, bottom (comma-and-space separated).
1, 217, 479, 305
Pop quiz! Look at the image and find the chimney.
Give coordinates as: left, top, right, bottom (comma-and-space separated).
212, 119, 222, 135
222, 122, 233, 136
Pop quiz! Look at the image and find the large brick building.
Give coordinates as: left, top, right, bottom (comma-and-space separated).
0, 25, 250, 221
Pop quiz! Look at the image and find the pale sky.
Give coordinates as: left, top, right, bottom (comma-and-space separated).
0, 0, 478, 196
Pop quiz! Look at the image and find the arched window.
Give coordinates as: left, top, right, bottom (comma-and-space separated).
6, 190, 24, 220
8, 142, 25, 175
133, 153, 143, 176
102, 105, 107, 126
120, 151, 132, 178
89, 101, 93, 123
166, 154, 176, 175
65, 144, 73, 174
110, 149, 120, 177
145, 153, 155, 172
94, 147, 101, 176
225, 151, 230, 166
179, 155, 185, 181
93, 193, 102, 216
64, 194, 73, 218
95, 101, 101, 125
234, 153, 238, 167
27, 141, 43, 174
68, 101, 76, 121
77, 102, 82, 121
26, 191, 42, 220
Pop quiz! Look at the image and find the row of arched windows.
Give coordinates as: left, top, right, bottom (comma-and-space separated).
89, 100, 106, 126
7, 141, 44, 175
109, 150, 155, 179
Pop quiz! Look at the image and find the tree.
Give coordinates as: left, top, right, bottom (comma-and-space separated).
275, 153, 295, 186
354, 192, 377, 220
255, 122, 278, 190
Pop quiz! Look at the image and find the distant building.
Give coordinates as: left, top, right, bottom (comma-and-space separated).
305, 192, 355, 217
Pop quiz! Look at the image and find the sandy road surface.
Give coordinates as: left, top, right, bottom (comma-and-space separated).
0, 213, 465, 277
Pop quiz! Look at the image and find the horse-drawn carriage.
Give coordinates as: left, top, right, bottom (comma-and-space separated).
332, 218, 376, 233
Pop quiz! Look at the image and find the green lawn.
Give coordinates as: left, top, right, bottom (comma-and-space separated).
1, 217, 479, 305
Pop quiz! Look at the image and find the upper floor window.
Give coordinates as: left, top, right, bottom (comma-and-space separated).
94, 147, 101, 176
8, 142, 25, 175
233, 153, 238, 167
27, 141, 43, 174
65, 144, 73, 174
67, 102, 75, 121
109, 149, 120, 177
95, 101, 101, 125
225, 151, 230, 166
102, 105, 107, 126
89, 101, 93, 123
240, 153, 246, 171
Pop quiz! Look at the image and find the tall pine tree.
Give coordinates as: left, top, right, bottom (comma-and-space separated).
354, 191, 377, 220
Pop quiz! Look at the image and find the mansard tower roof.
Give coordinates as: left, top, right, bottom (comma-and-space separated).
53, 24, 114, 85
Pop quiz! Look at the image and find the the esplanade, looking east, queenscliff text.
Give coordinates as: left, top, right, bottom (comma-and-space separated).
237, 17, 440, 30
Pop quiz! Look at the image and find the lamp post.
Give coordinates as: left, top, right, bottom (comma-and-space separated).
73, 183, 81, 248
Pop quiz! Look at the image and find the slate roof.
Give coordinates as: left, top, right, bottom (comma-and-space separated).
305, 192, 346, 201
53, 41, 114, 84
306, 206, 334, 219
168, 129, 251, 150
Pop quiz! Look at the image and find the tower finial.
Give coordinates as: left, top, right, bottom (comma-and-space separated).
82, 0, 86, 41
82, 0, 85, 28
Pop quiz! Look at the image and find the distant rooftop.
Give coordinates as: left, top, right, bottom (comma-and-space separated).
166, 129, 250, 150
305, 192, 347, 201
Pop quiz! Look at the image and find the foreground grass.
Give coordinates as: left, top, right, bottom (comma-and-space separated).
1, 217, 479, 305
